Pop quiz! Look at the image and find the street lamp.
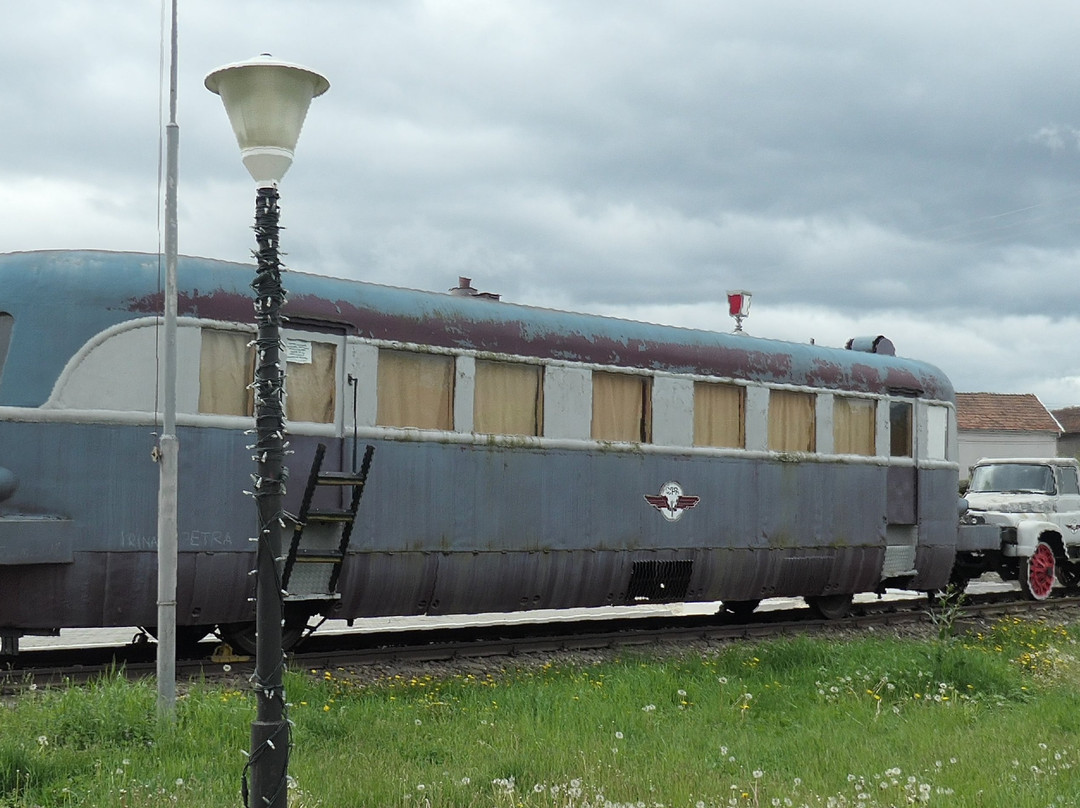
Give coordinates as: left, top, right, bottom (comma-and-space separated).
205, 53, 328, 808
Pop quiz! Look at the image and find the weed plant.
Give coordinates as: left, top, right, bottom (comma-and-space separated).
0, 615, 1078, 806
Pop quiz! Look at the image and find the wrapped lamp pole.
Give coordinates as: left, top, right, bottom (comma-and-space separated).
205, 54, 328, 808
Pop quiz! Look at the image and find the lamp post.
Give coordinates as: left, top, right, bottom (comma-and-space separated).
205, 54, 328, 808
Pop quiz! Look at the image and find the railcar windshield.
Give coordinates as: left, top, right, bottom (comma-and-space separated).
968, 463, 1055, 495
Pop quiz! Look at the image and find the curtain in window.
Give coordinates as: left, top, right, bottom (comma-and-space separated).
833, 396, 875, 456
286, 342, 337, 424
768, 389, 815, 452
474, 359, 543, 436
592, 371, 651, 442
693, 381, 745, 448
376, 349, 454, 430
198, 329, 254, 416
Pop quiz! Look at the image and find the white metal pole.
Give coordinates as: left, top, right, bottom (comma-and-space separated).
156, 0, 180, 718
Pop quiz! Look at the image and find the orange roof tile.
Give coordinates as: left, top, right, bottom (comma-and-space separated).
955, 392, 1061, 434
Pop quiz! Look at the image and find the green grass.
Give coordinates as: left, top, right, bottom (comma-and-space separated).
2, 614, 1080, 806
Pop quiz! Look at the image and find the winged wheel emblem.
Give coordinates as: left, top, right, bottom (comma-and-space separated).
644, 481, 700, 522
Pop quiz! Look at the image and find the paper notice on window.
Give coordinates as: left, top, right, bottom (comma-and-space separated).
285, 339, 312, 364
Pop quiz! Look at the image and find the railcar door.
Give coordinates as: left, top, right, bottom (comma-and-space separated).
884, 397, 918, 578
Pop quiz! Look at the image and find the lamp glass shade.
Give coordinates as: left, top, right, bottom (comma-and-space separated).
727, 291, 751, 317
205, 55, 329, 185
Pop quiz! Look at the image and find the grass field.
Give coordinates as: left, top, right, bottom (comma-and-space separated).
1, 608, 1079, 807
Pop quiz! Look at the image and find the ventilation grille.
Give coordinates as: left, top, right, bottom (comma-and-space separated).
626, 560, 693, 603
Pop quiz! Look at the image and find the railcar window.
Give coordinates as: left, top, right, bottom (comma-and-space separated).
474, 359, 543, 436
767, 389, 816, 452
285, 340, 336, 424
926, 404, 948, 460
376, 349, 454, 430
592, 371, 652, 443
693, 381, 745, 448
833, 396, 876, 456
0, 313, 11, 387
889, 401, 913, 457
199, 329, 254, 416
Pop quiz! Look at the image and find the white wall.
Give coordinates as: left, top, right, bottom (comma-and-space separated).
958, 431, 1058, 478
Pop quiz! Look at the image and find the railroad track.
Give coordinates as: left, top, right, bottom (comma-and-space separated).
4, 591, 1078, 693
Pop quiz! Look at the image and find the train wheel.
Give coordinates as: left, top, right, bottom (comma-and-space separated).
143, 625, 214, 658
721, 600, 760, 619
1020, 541, 1055, 601
218, 622, 307, 656
807, 594, 853, 619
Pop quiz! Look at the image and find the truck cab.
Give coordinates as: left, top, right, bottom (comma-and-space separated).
959, 457, 1080, 599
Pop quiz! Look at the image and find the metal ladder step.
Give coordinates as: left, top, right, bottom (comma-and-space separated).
316, 471, 366, 486
307, 510, 355, 523
292, 550, 345, 563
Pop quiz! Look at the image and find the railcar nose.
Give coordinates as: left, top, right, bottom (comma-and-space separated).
0, 467, 16, 503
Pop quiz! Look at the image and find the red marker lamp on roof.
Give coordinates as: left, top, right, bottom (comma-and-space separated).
727, 290, 751, 333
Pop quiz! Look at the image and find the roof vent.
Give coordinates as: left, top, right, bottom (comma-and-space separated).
448, 276, 500, 301
845, 335, 895, 356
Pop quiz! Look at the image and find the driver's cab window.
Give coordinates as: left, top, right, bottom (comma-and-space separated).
1060, 466, 1080, 496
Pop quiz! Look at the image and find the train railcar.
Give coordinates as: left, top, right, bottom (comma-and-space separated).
0, 249, 960, 653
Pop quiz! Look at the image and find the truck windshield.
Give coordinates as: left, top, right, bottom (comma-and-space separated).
968, 464, 1055, 495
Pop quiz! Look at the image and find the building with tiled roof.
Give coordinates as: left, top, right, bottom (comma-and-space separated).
955, 392, 1061, 477
1051, 406, 1080, 460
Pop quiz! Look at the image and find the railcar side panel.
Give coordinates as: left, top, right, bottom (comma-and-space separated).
0, 250, 965, 641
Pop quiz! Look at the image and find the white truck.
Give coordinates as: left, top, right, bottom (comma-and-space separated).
957, 457, 1080, 599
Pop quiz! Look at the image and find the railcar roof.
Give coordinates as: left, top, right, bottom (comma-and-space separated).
0, 249, 954, 407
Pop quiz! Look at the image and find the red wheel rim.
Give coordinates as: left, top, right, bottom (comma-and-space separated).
1028, 542, 1055, 600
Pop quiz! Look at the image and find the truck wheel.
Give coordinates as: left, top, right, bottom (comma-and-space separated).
1056, 559, 1080, 592
1020, 541, 1055, 601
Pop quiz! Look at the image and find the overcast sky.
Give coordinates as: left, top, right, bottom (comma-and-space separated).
4, 1, 1080, 406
